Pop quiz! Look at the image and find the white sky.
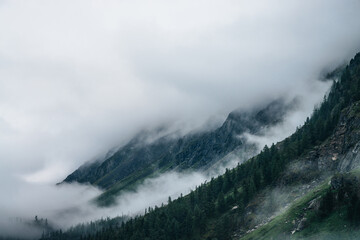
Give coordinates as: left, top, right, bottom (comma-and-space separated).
1, 0, 360, 183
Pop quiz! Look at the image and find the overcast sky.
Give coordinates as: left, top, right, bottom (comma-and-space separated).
1, 0, 360, 183
1, 0, 360, 235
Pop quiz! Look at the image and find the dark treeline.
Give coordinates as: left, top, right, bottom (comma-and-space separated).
0, 216, 52, 240
317, 173, 360, 225
41, 53, 360, 240
40, 216, 127, 240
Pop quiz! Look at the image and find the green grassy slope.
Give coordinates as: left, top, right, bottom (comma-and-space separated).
242, 171, 360, 240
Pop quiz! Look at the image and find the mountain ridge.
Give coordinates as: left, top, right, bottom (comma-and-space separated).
40, 52, 360, 239
63, 98, 297, 205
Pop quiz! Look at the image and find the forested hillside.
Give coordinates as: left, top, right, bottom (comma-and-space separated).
42, 52, 360, 240
64, 99, 294, 206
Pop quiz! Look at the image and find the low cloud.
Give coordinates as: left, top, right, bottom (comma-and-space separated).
0, 174, 101, 238
242, 79, 332, 149
0, 171, 205, 238
1, 0, 360, 238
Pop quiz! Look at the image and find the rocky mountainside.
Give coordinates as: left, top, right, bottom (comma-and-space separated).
236, 53, 360, 239
41, 53, 360, 240
237, 100, 360, 239
63, 98, 295, 205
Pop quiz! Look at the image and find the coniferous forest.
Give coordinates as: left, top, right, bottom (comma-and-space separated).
40, 53, 360, 240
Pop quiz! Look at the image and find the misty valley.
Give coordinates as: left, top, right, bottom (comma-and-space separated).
1, 1, 360, 240
1, 53, 360, 239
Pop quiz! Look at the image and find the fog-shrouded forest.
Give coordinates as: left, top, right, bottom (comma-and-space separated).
1, 1, 360, 240
39, 52, 360, 240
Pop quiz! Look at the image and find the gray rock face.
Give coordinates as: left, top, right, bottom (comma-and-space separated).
296, 217, 308, 231
307, 197, 321, 211
338, 143, 360, 172
331, 174, 345, 190
298, 102, 360, 178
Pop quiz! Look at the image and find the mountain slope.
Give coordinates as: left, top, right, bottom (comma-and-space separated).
241, 171, 360, 240
63, 99, 295, 205
40, 52, 360, 240
43, 54, 360, 240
